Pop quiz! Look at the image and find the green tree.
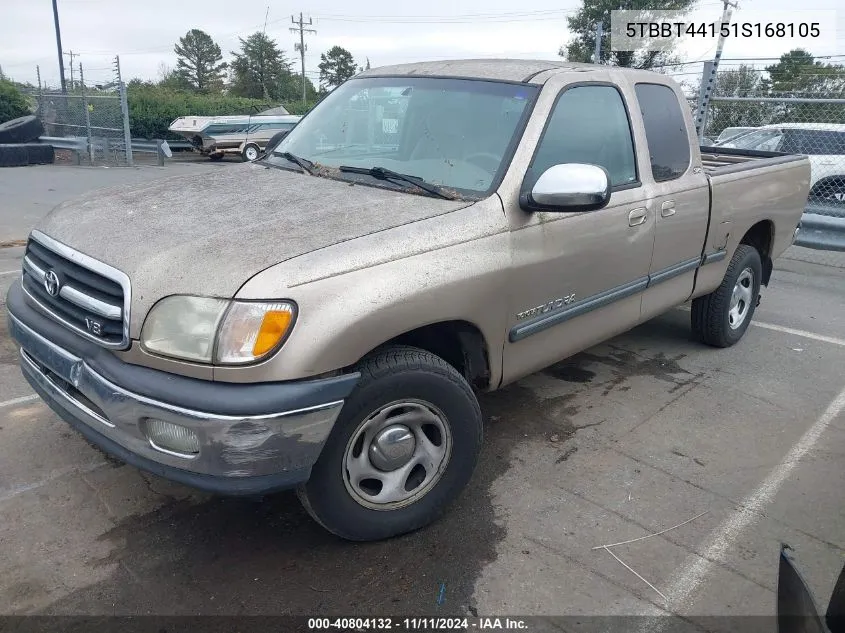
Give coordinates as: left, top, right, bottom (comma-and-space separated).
156, 62, 191, 91
229, 32, 295, 101
560, 0, 696, 68
318, 46, 358, 90
289, 75, 318, 101
705, 65, 775, 135
765, 49, 845, 97
0, 79, 30, 123
174, 29, 227, 92
764, 49, 845, 124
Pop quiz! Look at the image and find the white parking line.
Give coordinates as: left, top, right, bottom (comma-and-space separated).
0, 394, 39, 409
0, 270, 20, 276
675, 306, 845, 347
752, 321, 845, 347
639, 383, 845, 627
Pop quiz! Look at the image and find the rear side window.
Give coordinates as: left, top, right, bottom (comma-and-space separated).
527, 85, 638, 189
634, 83, 690, 182
781, 130, 845, 155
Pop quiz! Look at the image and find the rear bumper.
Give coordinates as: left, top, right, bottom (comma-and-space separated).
6, 279, 359, 495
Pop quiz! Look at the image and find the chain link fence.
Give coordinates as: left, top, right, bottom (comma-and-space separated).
682, 62, 845, 256
29, 62, 133, 166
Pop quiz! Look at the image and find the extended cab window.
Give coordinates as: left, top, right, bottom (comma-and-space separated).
526, 85, 637, 190
634, 83, 691, 182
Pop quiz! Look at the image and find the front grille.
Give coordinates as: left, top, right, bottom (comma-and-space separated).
21, 231, 130, 348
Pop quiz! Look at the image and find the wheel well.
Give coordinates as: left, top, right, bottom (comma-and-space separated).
376, 321, 491, 389
740, 220, 774, 286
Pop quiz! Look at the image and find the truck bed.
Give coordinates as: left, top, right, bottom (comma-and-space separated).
699, 145, 806, 175
692, 145, 811, 299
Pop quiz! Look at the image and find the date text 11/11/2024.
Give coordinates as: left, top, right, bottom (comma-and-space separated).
307, 617, 529, 630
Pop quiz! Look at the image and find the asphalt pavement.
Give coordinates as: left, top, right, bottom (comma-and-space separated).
0, 164, 843, 628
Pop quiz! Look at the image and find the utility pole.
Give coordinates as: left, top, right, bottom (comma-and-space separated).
594, 22, 604, 64
64, 50, 77, 90
695, 0, 739, 142
290, 12, 316, 106
113, 55, 134, 166
52, 0, 68, 93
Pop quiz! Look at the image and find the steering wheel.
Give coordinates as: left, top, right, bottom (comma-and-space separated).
464, 152, 501, 174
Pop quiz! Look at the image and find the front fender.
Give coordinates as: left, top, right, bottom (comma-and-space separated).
214, 232, 512, 385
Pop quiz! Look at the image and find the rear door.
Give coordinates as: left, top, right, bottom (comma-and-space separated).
631, 82, 712, 321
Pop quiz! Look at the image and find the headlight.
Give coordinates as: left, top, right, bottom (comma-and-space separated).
140, 296, 296, 364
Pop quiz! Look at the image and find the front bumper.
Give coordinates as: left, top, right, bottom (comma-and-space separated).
6, 280, 359, 495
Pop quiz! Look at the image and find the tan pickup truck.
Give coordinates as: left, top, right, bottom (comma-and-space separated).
6, 60, 810, 541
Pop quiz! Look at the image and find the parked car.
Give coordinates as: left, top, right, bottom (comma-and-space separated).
6, 60, 810, 541
168, 105, 302, 162
719, 123, 845, 204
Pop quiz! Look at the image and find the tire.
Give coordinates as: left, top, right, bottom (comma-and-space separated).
691, 244, 762, 348
298, 345, 483, 541
26, 144, 55, 165
242, 143, 260, 162
0, 115, 44, 144
809, 176, 845, 206
0, 144, 29, 167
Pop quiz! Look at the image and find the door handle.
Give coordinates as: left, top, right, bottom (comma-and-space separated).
628, 208, 647, 227
661, 200, 676, 217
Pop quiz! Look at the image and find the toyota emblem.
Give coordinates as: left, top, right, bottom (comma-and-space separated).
44, 270, 61, 297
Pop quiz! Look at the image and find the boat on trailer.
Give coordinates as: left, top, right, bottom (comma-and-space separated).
168, 106, 302, 161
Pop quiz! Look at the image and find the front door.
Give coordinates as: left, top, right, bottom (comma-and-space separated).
501, 81, 655, 386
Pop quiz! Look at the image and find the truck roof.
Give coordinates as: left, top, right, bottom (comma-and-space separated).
356, 58, 661, 84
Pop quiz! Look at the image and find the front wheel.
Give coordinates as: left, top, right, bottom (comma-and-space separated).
298, 345, 483, 541
691, 244, 762, 347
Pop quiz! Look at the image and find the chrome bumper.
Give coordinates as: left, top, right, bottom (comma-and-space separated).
9, 312, 344, 488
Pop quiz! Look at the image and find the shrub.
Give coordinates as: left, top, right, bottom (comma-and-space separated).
126, 84, 315, 139
0, 80, 32, 123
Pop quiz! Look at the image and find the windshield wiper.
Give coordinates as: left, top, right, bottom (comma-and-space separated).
338, 165, 455, 200
275, 151, 314, 174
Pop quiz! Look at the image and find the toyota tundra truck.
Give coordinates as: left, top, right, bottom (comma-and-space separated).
6, 60, 810, 541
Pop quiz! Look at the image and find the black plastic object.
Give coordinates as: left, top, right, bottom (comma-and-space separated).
777, 544, 845, 633
0, 114, 44, 144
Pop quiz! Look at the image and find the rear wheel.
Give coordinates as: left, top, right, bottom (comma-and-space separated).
691, 244, 762, 347
298, 345, 483, 541
242, 143, 260, 162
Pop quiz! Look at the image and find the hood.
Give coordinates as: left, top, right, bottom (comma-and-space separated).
37, 163, 471, 335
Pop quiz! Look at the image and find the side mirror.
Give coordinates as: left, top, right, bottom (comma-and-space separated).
264, 129, 290, 155
522, 163, 611, 212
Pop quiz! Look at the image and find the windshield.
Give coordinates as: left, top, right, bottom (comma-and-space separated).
723, 128, 784, 151
267, 77, 538, 197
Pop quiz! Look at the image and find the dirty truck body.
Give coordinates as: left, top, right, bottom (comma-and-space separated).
6, 60, 810, 541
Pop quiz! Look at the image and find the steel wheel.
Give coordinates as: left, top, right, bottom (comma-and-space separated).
728, 267, 754, 330
243, 144, 260, 161
343, 399, 452, 510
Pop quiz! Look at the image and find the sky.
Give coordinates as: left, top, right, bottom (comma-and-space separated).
1, 0, 843, 91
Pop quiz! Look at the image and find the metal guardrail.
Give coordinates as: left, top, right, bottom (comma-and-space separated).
39, 136, 181, 166
796, 205, 845, 252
